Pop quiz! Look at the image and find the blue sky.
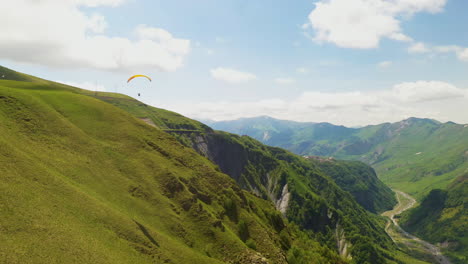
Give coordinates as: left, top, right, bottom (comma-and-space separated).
1, 0, 468, 126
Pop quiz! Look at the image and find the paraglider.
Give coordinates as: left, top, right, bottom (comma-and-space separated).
127, 75, 151, 97
127, 75, 152, 83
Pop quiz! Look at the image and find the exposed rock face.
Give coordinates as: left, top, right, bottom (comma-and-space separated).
335, 222, 352, 260
190, 133, 282, 201
192, 135, 209, 157
192, 132, 292, 214
265, 173, 276, 202
275, 184, 290, 215
192, 133, 249, 184
262, 131, 271, 141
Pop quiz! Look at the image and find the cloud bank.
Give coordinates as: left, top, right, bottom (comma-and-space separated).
161, 81, 468, 126
417, 44, 468, 62
0, 0, 190, 72
306, 0, 447, 49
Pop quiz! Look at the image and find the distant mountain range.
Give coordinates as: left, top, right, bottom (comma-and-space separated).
209, 116, 468, 199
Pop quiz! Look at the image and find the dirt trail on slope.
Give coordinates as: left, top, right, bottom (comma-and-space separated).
140, 118, 157, 127
382, 190, 451, 264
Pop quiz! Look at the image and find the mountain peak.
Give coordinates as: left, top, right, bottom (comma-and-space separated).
399, 117, 441, 125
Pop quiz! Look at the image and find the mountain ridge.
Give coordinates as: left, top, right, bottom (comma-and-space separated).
209, 116, 468, 199
209, 116, 458, 128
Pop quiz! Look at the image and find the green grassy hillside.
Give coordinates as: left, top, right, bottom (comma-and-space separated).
308, 158, 396, 214
90, 100, 406, 262
210, 116, 468, 200
0, 66, 428, 263
0, 68, 346, 263
400, 173, 467, 263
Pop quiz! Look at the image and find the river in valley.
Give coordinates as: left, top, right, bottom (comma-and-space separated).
381, 190, 451, 264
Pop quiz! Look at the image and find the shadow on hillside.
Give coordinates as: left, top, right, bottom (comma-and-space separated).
134, 220, 160, 247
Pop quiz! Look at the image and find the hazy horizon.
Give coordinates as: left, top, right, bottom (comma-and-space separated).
196, 114, 467, 127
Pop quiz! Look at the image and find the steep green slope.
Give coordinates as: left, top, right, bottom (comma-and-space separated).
400, 174, 468, 263
163, 130, 398, 263
307, 158, 396, 213
0, 66, 429, 263
210, 117, 468, 199
91, 98, 405, 262
0, 72, 345, 263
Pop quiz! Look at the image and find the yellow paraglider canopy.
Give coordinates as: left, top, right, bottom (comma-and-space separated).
127, 75, 152, 83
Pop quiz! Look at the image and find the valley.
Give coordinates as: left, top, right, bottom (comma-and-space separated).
383, 191, 451, 264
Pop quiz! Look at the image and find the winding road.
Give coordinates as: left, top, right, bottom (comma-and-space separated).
382, 190, 451, 264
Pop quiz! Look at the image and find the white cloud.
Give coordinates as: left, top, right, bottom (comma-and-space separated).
87, 14, 108, 33
275, 78, 296, 85
134, 24, 190, 56
378, 61, 392, 68
392, 0, 447, 14
0, 0, 191, 72
306, 0, 447, 49
433, 45, 461, 53
408, 42, 430, 53
210, 68, 257, 84
161, 80, 468, 126
57, 80, 106, 91
434, 45, 468, 61
408, 43, 468, 62
391, 81, 467, 102
457, 48, 468, 62
389, 33, 413, 42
